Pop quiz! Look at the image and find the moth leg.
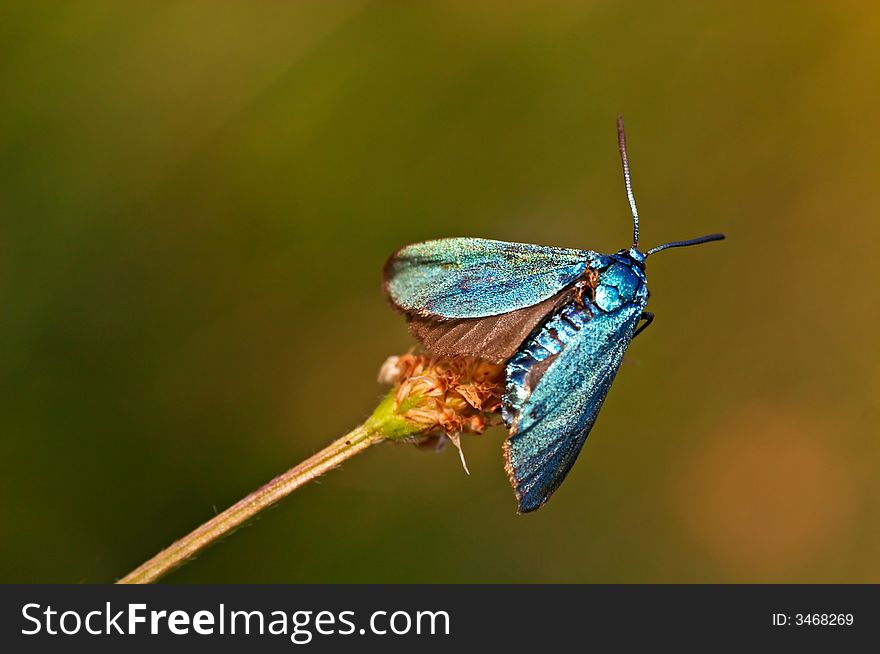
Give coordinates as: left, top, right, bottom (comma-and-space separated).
634, 311, 654, 338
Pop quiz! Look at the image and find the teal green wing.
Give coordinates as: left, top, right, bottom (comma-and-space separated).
384, 237, 597, 319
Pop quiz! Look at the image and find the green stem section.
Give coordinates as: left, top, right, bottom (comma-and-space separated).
117, 391, 418, 584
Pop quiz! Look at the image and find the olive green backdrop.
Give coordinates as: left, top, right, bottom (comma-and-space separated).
2, 1, 878, 583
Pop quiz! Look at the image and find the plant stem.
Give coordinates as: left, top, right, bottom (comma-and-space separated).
117, 420, 385, 584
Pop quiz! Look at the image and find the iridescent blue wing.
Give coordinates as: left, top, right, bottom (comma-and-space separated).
384, 238, 597, 319
503, 301, 644, 513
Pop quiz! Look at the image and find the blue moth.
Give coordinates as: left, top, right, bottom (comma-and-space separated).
383, 117, 724, 512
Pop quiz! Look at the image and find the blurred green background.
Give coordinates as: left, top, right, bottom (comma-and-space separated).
2, 1, 878, 583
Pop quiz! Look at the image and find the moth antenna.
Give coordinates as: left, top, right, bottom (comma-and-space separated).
646, 233, 725, 256
617, 115, 640, 248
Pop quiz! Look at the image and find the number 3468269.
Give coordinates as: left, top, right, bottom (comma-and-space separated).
795, 614, 854, 626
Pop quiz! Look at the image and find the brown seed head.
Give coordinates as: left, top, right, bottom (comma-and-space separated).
378, 353, 504, 439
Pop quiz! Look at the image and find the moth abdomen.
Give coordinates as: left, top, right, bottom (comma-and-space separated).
503, 299, 595, 429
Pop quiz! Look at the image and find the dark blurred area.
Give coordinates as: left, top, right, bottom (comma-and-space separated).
1, 1, 878, 583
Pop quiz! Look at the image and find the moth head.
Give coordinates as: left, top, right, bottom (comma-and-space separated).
596, 259, 647, 311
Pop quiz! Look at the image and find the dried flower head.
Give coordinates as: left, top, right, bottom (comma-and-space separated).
378, 353, 504, 445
